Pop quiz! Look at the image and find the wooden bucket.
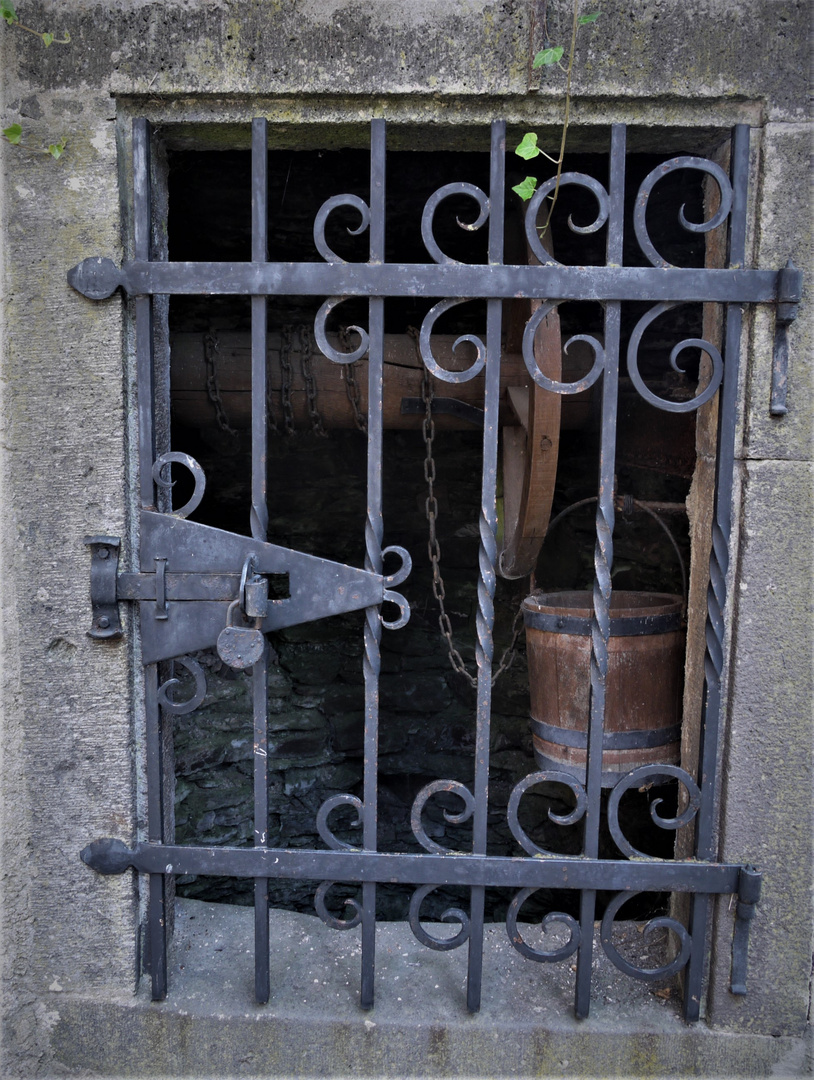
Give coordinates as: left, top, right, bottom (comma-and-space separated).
523, 590, 685, 787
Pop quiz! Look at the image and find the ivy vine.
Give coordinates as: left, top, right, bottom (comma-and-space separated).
513, 4, 601, 235
1, 1, 70, 159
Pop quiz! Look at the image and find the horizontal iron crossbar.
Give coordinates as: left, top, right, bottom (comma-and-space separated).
69, 258, 782, 304
82, 838, 745, 894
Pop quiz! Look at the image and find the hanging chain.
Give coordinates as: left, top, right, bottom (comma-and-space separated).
204, 330, 238, 437
264, 338, 280, 436
340, 327, 367, 434
262, 327, 279, 436
279, 325, 296, 436
418, 339, 524, 687
299, 323, 328, 437
493, 592, 526, 682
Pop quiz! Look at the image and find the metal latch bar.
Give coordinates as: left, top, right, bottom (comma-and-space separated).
81, 837, 753, 894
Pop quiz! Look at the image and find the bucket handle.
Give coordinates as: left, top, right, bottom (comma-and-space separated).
542, 495, 687, 611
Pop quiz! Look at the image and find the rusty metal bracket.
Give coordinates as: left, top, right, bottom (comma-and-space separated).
85, 536, 123, 639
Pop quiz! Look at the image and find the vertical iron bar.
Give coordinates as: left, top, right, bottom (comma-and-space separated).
250, 117, 271, 1004
144, 664, 167, 999
133, 119, 155, 510
683, 123, 750, 1022
360, 117, 386, 1010
253, 647, 270, 1003
251, 117, 269, 544
466, 120, 505, 1013
575, 123, 625, 1019
135, 119, 166, 999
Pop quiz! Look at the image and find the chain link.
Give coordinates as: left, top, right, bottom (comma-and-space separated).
299, 323, 328, 437
264, 333, 279, 436
279, 325, 296, 436
416, 331, 524, 687
204, 330, 238, 437
340, 327, 368, 434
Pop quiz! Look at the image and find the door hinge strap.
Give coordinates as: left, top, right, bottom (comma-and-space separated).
84, 536, 122, 639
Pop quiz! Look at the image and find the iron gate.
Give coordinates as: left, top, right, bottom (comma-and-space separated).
71, 118, 801, 1021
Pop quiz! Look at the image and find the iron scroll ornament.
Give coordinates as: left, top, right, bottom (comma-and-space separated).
633, 156, 733, 270
506, 895, 582, 964
524, 171, 611, 265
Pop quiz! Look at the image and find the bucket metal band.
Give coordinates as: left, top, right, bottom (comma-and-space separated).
531, 717, 682, 750
531, 750, 681, 789
523, 608, 682, 637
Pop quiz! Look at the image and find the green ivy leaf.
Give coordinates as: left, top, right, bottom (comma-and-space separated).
42, 31, 53, 46
3, 123, 22, 144
48, 138, 66, 159
532, 46, 564, 68
578, 12, 601, 24
511, 176, 538, 202
515, 132, 541, 161
0, 0, 17, 26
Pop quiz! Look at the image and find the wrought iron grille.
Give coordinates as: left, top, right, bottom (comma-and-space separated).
71, 118, 801, 1022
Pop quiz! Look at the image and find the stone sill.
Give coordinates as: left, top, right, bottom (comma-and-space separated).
47, 899, 806, 1078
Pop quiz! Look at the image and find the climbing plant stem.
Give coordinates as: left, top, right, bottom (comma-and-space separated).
541, 0, 581, 235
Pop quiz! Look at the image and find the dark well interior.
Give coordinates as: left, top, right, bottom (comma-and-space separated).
163, 136, 710, 921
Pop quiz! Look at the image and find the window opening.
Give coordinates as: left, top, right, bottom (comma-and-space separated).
73, 118, 799, 1021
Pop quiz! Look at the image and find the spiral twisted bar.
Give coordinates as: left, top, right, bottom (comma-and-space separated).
409, 885, 471, 951
506, 893, 581, 963
600, 893, 692, 981
590, 505, 614, 726
474, 509, 497, 671
634, 157, 732, 268
157, 656, 206, 715
421, 182, 490, 264
355, 117, 389, 1011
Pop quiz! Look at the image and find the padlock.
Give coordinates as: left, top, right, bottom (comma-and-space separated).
244, 574, 269, 620
216, 600, 266, 670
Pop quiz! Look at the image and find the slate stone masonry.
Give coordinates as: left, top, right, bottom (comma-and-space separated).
172, 428, 686, 920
